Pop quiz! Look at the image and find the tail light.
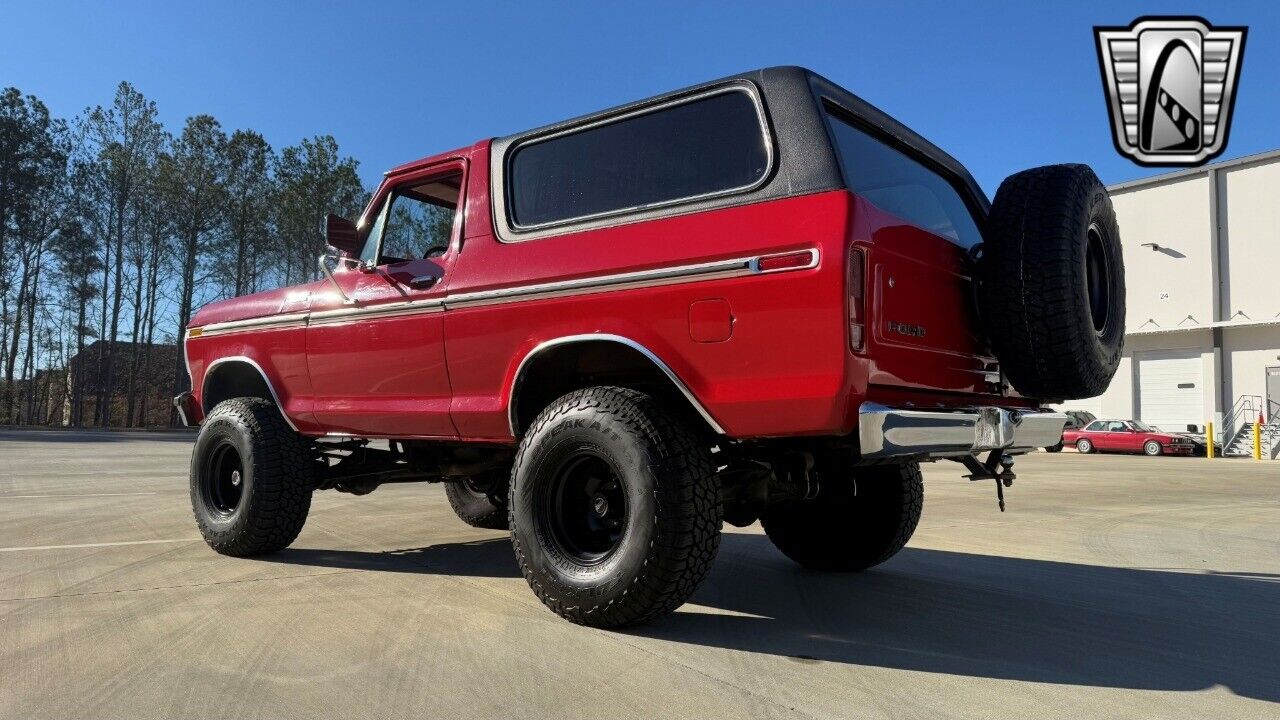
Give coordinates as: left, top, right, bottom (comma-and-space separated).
849, 246, 866, 352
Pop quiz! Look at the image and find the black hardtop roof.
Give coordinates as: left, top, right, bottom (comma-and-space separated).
494, 66, 991, 217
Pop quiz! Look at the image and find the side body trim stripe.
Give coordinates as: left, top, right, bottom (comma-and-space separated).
189, 249, 817, 337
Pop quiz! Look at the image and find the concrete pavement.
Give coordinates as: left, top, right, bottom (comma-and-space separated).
1, 430, 1277, 719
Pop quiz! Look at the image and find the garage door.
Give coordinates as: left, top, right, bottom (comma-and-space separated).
1137, 350, 1203, 431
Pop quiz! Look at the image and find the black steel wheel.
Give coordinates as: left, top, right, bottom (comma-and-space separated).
510, 386, 720, 628
201, 439, 245, 516
543, 453, 628, 564
190, 397, 315, 556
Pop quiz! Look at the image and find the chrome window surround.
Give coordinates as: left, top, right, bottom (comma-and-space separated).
494, 82, 776, 242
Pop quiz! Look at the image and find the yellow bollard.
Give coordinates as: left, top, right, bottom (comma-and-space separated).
1206, 422, 1214, 459
1254, 419, 1263, 460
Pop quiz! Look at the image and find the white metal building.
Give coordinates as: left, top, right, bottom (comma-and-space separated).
1059, 149, 1280, 456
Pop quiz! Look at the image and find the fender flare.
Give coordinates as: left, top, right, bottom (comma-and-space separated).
201, 355, 299, 432
506, 333, 725, 437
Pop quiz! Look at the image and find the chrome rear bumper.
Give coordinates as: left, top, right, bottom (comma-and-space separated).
858, 402, 1067, 460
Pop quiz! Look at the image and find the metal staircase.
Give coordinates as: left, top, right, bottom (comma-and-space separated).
1221, 396, 1280, 458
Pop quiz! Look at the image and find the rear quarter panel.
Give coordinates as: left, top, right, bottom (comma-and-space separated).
445, 190, 855, 440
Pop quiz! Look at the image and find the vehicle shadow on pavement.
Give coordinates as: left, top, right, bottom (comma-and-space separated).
634, 534, 1280, 703
260, 532, 1278, 702
262, 538, 520, 578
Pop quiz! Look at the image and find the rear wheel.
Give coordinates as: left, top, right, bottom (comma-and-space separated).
761, 462, 923, 572
1076, 438, 1094, 454
190, 398, 315, 556
1143, 440, 1162, 456
509, 387, 720, 627
1045, 441, 1064, 453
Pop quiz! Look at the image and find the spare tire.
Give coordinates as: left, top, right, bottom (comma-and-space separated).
978, 164, 1125, 399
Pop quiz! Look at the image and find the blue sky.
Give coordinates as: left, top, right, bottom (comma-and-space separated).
3, 1, 1276, 194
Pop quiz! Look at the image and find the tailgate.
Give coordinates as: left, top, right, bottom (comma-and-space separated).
856, 200, 1003, 397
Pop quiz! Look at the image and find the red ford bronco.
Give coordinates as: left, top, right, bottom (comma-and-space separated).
177, 67, 1125, 627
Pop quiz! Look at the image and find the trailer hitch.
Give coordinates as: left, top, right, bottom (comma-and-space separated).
955, 450, 1016, 512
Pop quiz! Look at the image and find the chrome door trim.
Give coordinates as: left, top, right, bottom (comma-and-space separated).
186, 249, 816, 334
308, 298, 445, 327
507, 333, 726, 437
194, 312, 309, 337
444, 255, 756, 309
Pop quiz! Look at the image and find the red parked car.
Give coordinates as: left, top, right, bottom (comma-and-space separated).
175, 67, 1126, 627
1063, 420, 1195, 456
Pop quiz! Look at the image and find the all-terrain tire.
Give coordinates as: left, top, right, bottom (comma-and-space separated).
980, 164, 1125, 399
190, 397, 315, 557
509, 386, 720, 628
445, 469, 510, 530
761, 462, 922, 571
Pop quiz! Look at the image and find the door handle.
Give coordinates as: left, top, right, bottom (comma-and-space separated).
408, 274, 438, 290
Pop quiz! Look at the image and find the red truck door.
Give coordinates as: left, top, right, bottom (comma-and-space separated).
304, 161, 466, 438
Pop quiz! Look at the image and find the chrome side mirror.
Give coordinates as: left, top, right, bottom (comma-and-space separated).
325, 214, 362, 256
318, 251, 361, 306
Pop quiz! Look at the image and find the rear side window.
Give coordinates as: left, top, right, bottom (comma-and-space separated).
1084, 421, 1106, 431
506, 89, 770, 229
826, 109, 983, 248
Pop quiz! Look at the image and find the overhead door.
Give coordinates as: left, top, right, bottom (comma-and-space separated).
1136, 350, 1203, 431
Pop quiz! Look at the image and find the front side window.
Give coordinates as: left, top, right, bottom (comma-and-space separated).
360, 173, 461, 265
506, 88, 770, 229
825, 108, 983, 249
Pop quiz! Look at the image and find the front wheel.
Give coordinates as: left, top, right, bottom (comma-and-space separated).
1077, 438, 1094, 454
1143, 440, 1162, 456
761, 462, 923, 572
509, 387, 721, 628
190, 398, 315, 556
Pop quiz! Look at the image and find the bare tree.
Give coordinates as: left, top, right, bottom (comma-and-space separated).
77, 82, 164, 426
124, 135, 171, 425
0, 88, 68, 421
50, 220, 99, 426
2, 82, 371, 427
162, 115, 228, 418
274, 136, 366, 286
219, 129, 275, 297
